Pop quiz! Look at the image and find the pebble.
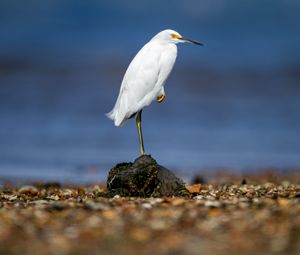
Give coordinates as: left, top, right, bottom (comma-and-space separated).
187, 184, 201, 193
141, 203, 152, 209
204, 200, 222, 208
1, 194, 18, 201
84, 201, 109, 211
1, 174, 300, 255
46, 195, 60, 201
18, 185, 39, 195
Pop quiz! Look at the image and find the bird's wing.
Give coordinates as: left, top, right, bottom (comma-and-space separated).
130, 43, 177, 110
112, 42, 161, 117
108, 41, 176, 126
122, 42, 161, 102
124, 42, 177, 109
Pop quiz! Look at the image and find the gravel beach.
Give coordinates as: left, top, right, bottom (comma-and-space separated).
1, 172, 300, 255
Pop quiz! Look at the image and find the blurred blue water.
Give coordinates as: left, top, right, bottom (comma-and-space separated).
0, 1, 300, 182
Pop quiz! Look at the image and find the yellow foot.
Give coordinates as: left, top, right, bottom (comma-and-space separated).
156, 94, 165, 103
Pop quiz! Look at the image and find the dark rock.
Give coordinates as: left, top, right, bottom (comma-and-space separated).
18, 185, 39, 195
46, 202, 69, 211
191, 175, 206, 185
294, 193, 300, 198
241, 179, 247, 185
106, 155, 189, 197
34, 182, 61, 189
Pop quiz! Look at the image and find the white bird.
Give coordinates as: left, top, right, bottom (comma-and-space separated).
106, 29, 202, 155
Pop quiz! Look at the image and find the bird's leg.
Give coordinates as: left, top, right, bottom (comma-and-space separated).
157, 87, 166, 103
136, 110, 145, 155
156, 94, 165, 103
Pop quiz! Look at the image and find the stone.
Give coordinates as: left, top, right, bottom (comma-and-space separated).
106, 155, 189, 197
18, 185, 39, 195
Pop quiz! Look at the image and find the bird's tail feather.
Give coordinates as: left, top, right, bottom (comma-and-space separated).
106, 107, 126, 127
106, 93, 130, 127
105, 110, 115, 122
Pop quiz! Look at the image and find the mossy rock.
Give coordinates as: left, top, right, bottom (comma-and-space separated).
106, 155, 189, 197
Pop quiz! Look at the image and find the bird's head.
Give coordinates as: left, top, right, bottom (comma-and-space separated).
153, 29, 203, 46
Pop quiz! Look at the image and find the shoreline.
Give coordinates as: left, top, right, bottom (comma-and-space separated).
1, 172, 300, 255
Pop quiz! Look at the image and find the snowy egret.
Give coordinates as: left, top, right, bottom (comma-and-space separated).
106, 29, 202, 155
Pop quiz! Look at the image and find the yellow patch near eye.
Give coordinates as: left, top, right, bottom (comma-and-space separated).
171, 33, 181, 39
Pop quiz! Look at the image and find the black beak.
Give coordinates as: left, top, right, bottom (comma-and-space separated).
180, 37, 203, 46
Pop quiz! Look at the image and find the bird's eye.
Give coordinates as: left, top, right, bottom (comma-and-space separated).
171, 33, 181, 39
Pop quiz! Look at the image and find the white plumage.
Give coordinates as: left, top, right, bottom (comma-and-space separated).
106, 29, 202, 155
106, 29, 179, 126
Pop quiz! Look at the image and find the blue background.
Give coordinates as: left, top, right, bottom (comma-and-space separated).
0, 0, 300, 182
